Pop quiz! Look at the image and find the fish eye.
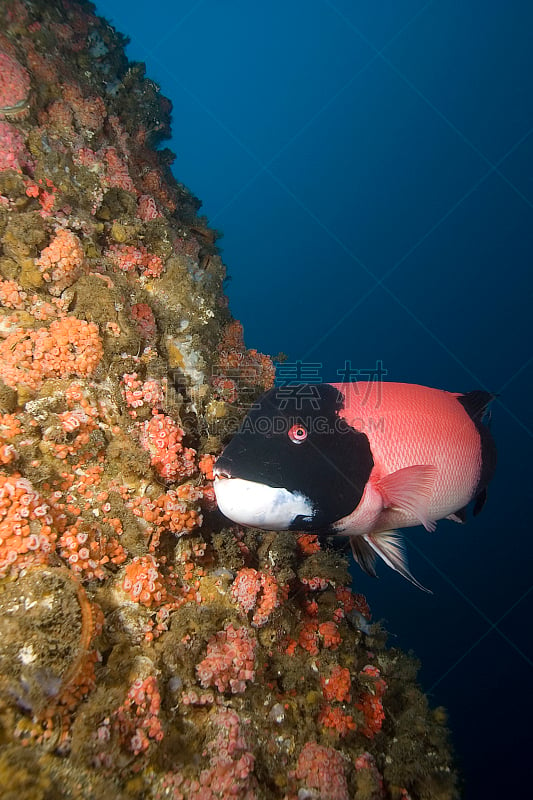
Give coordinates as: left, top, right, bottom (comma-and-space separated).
288, 423, 307, 444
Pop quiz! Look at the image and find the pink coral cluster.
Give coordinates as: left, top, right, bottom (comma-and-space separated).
139, 410, 196, 482
191, 709, 257, 799
121, 372, 165, 418
196, 623, 257, 694
72, 144, 136, 204
130, 302, 157, 340
106, 243, 163, 278
40, 98, 74, 137
137, 194, 162, 221
0, 48, 30, 117
295, 741, 349, 800
231, 568, 288, 627
211, 375, 239, 403
139, 166, 176, 212
61, 83, 106, 134
25, 43, 57, 84
180, 688, 214, 706
0, 473, 65, 576
160, 709, 257, 800
354, 752, 385, 798
96, 675, 164, 760
231, 568, 260, 612
0, 121, 29, 172
301, 576, 330, 591
103, 147, 136, 193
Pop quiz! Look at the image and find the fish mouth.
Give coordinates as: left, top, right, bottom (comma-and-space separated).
213, 457, 281, 489
213, 468, 232, 481
213, 456, 234, 482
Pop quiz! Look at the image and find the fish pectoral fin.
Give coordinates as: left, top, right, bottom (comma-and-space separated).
377, 465, 438, 532
349, 536, 378, 578
365, 531, 432, 593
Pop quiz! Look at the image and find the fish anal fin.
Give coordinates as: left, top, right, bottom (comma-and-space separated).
349, 536, 378, 578
377, 465, 438, 532
366, 531, 432, 593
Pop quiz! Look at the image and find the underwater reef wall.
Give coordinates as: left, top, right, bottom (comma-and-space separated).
0, 2, 458, 798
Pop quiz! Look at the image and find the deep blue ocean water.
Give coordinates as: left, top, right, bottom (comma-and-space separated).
96, 2, 533, 796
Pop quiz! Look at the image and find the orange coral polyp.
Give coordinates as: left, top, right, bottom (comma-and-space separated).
318, 621, 342, 650
36, 228, 85, 294
318, 705, 357, 737
321, 666, 352, 703
139, 411, 196, 482
0, 317, 103, 390
122, 554, 169, 607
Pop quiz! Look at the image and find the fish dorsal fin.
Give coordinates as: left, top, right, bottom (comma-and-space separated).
365, 531, 432, 593
349, 535, 378, 578
377, 465, 438, 532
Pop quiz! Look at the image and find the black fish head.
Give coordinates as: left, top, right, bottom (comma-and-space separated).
213, 383, 373, 530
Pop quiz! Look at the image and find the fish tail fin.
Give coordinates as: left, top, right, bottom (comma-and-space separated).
363, 530, 432, 593
457, 391, 497, 513
473, 487, 488, 516
457, 390, 496, 422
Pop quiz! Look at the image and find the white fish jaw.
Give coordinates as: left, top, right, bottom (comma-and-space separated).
214, 476, 313, 530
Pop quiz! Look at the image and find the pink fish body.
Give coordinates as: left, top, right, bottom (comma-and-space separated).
332, 382, 484, 534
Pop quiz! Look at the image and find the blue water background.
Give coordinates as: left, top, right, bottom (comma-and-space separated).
96, 2, 533, 796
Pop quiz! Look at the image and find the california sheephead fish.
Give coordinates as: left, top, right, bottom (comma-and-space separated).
213, 382, 496, 590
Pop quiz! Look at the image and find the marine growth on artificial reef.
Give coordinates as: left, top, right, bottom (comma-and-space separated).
0, 2, 458, 798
